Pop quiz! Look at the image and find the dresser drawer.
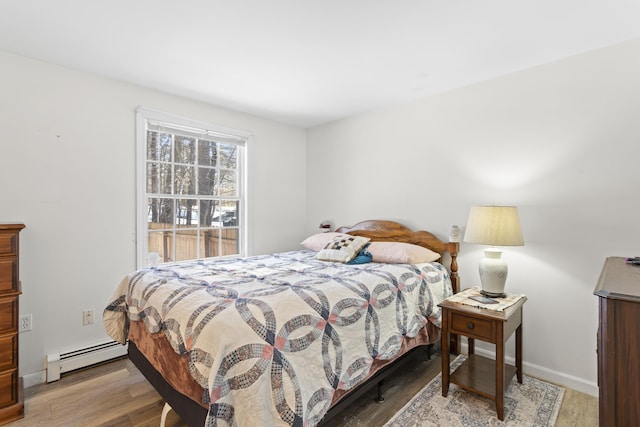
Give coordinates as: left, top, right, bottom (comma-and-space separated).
0, 298, 17, 333
450, 312, 495, 341
0, 258, 17, 293
0, 335, 17, 371
0, 231, 18, 257
0, 369, 18, 407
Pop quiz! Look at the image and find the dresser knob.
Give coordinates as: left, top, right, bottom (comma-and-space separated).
467, 322, 475, 330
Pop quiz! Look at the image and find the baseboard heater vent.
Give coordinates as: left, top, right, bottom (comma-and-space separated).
46, 340, 128, 382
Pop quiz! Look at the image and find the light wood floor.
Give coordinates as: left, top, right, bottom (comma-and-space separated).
7, 352, 597, 426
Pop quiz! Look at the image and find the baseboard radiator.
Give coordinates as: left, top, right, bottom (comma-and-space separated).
46, 340, 128, 382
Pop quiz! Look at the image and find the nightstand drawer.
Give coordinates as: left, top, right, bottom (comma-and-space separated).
450, 312, 494, 341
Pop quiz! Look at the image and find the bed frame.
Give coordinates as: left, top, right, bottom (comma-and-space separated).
334, 220, 459, 293
128, 220, 460, 427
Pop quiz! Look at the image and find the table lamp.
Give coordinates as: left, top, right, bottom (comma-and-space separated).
464, 206, 524, 297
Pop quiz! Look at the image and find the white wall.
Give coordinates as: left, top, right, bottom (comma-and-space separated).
306, 39, 640, 395
0, 51, 307, 381
3, 36, 639, 395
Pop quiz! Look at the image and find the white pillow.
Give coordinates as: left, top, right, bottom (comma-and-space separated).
315, 235, 371, 263
368, 242, 440, 264
300, 232, 347, 251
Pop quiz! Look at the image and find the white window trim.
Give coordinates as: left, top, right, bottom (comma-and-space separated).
135, 106, 251, 268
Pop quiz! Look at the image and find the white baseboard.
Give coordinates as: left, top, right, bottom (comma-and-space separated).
460, 343, 598, 397
23, 370, 47, 389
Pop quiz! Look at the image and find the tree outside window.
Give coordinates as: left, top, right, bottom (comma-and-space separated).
137, 108, 248, 266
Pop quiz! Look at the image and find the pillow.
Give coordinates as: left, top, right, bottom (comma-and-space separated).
367, 241, 440, 264
300, 232, 347, 251
315, 235, 371, 263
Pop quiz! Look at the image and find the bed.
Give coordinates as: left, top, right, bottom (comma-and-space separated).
103, 220, 460, 426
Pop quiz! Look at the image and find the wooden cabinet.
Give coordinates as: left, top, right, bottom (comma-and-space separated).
0, 224, 24, 425
594, 257, 640, 426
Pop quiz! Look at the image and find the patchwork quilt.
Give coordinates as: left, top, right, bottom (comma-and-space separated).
103, 250, 453, 426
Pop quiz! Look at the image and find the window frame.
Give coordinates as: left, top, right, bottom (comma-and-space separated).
135, 106, 251, 268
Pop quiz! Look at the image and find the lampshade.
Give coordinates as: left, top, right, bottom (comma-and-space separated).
464, 206, 524, 246
464, 206, 524, 298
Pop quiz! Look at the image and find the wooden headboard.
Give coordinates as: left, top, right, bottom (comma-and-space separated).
335, 220, 460, 293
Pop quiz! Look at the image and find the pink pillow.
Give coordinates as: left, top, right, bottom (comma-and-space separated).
300, 232, 348, 251
368, 242, 440, 264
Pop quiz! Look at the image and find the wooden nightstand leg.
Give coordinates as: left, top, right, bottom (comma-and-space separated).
496, 327, 505, 421
441, 319, 450, 397
516, 323, 523, 383
467, 337, 475, 355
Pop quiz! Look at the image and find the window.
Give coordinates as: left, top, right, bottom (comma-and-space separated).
136, 107, 250, 267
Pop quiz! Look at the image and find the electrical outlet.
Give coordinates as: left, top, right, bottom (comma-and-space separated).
82, 309, 95, 326
19, 314, 33, 332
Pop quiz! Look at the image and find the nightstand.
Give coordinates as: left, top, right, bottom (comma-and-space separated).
439, 292, 526, 421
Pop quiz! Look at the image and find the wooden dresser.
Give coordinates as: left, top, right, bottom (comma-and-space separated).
594, 256, 640, 426
0, 223, 24, 425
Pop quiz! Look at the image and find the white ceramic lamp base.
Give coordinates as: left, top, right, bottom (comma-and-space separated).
478, 248, 508, 298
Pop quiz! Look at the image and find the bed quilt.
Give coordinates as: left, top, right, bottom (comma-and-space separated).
103, 250, 453, 427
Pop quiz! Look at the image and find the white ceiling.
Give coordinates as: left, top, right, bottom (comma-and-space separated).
2, 1, 640, 128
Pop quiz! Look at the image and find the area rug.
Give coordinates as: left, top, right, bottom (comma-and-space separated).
384, 356, 565, 426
